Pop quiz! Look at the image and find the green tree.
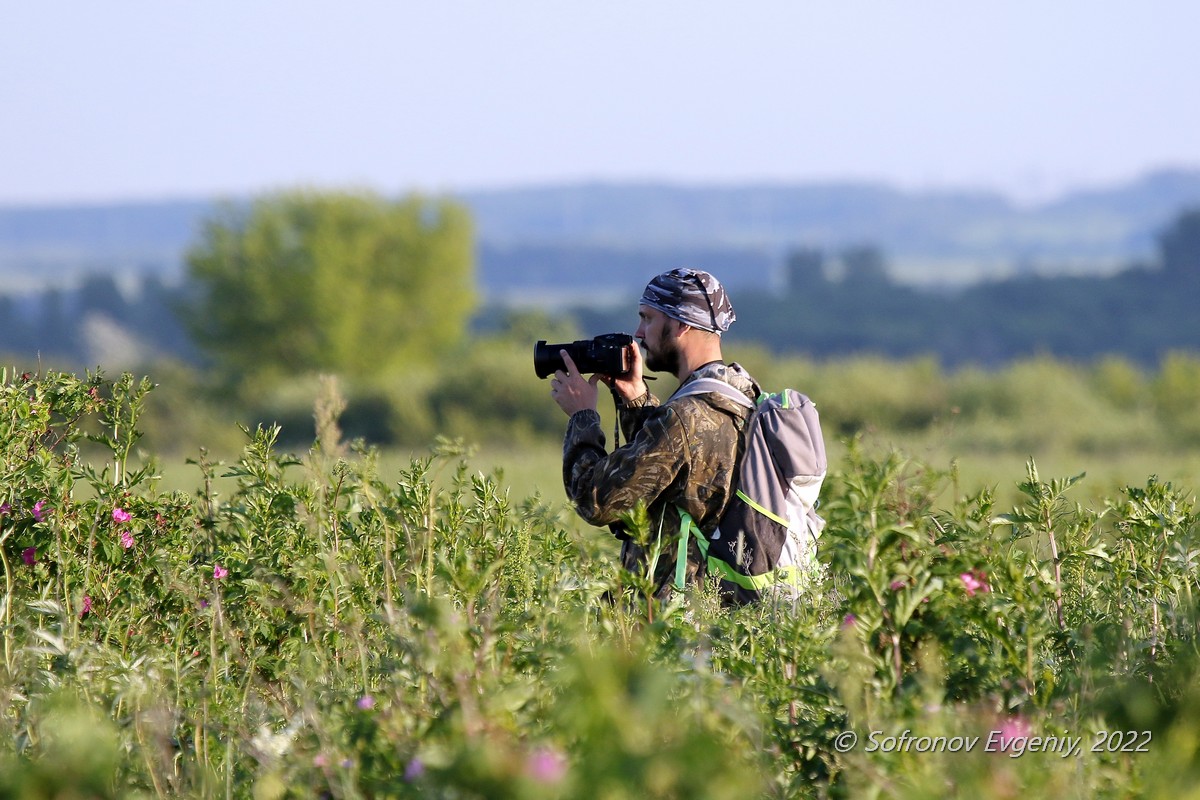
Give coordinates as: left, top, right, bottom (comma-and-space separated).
184, 191, 475, 383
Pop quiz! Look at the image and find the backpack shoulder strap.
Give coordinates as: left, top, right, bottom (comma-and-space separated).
671, 377, 755, 409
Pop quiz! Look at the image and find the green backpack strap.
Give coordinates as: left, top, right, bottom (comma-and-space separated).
673, 507, 719, 590
674, 507, 809, 593
674, 510, 692, 591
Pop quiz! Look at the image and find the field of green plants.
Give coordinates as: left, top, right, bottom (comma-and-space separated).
4, 363, 1200, 798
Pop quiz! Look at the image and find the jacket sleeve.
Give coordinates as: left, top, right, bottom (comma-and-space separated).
562, 402, 689, 529
618, 389, 660, 444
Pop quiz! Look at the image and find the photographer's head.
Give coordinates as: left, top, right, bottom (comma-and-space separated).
637, 269, 734, 379
639, 268, 735, 335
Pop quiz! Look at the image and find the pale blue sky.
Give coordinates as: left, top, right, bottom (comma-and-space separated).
2, 1, 1197, 206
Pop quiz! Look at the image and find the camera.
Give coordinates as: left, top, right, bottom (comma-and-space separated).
534, 333, 634, 379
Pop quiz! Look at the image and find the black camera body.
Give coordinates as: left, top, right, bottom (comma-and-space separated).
534, 333, 634, 379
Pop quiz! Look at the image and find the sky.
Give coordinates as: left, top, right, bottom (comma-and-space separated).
2, 1, 1198, 207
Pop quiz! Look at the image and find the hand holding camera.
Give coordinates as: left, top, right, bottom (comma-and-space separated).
537, 333, 647, 416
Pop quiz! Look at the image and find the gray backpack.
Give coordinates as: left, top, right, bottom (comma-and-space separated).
671, 378, 827, 605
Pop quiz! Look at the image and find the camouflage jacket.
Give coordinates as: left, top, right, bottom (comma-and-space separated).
563, 361, 759, 598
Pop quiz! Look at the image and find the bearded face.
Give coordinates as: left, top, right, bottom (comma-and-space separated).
636, 305, 684, 375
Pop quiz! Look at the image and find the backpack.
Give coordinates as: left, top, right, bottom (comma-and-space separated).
670, 378, 827, 605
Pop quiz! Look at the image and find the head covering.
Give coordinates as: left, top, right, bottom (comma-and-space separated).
639, 268, 736, 334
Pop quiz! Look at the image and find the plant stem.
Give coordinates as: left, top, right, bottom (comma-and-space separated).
0, 534, 12, 671
1044, 508, 1065, 630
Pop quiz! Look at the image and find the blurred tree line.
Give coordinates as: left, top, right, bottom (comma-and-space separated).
751, 208, 1200, 365
573, 208, 1200, 367
1, 193, 1199, 452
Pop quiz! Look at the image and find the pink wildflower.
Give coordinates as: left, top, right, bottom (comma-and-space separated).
960, 570, 989, 597
526, 747, 568, 783
112, 507, 132, 523
81, 595, 93, 617
890, 579, 906, 591
356, 695, 375, 710
119, 530, 135, 549
213, 564, 229, 579
22, 547, 37, 566
0, 503, 11, 515
313, 753, 329, 768
992, 716, 1032, 752
32, 500, 47, 522
841, 613, 857, 628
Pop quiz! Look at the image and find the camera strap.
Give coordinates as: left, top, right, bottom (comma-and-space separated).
607, 383, 623, 446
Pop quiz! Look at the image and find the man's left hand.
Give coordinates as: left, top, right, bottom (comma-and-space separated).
551, 351, 602, 416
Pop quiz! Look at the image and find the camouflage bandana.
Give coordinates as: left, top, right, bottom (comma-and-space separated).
639, 268, 736, 334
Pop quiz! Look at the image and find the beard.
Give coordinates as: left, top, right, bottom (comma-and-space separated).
643, 336, 682, 375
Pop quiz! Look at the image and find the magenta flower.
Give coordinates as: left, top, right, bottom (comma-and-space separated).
112, 507, 132, 523
890, 579, 906, 591
312, 753, 329, 768
356, 695, 376, 710
960, 570, 989, 597
32, 500, 48, 522
0, 503, 11, 515
119, 530, 135, 549
81, 595, 93, 617
525, 747, 567, 783
213, 564, 229, 579
841, 613, 857, 629
22, 547, 37, 566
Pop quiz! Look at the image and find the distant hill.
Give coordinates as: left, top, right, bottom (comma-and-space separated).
465, 170, 1200, 255
0, 199, 213, 291
2, 169, 1199, 295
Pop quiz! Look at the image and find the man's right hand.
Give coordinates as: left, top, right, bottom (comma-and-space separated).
603, 341, 648, 404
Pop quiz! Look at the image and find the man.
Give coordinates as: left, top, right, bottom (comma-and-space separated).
549, 268, 759, 599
